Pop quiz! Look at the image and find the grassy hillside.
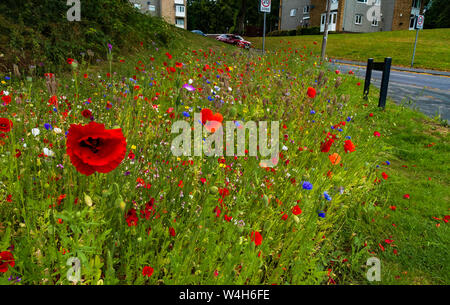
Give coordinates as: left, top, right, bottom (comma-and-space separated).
247, 29, 450, 71
0, 0, 176, 74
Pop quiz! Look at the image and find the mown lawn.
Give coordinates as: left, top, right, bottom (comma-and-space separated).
247, 28, 450, 71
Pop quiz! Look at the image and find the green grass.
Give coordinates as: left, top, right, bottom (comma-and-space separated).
334, 105, 450, 284
247, 28, 450, 71
0, 27, 448, 285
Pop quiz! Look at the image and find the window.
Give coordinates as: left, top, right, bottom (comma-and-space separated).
303, 5, 310, 14
412, 0, 421, 9
321, 14, 326, 25
149, 5, 156, 11
355, 14, 363, 24
372, 19, 379, 26
290, 9, 296, 17
176, 5, 185, 13
134, 3, 141, 9
357, 0, 367, 3
176, 18, 185, 26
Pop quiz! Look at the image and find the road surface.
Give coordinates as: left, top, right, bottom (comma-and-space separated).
330, 61, 450, 122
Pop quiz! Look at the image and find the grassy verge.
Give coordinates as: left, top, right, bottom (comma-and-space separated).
332, 102, 449, 284
247, 29, 450, 71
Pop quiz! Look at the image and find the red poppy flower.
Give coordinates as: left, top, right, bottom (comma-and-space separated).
374, 131, 381, 137
169, 227, 176, 237
201, 108, 223, 132
48, 95, 58, 106
0, 118, 13, 133
0, 251, 15, 273
1, 95, 11, 105
125, 208, 139, 226
292, 205, 302, 215
67, 58, 75, 65
320, 138, 334, 153
66, 122, 127, 176
81, 109, 92, 118
344, 140, 356, 153
142, 266, 154, 277
250, 231, 262, 246
382, 172, 389, 180
403, 194, 410, 199
307, 87, 316, 98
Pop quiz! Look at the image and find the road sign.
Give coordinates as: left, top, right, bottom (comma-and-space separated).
260, 0, 271, 13
415, 15, 424, 29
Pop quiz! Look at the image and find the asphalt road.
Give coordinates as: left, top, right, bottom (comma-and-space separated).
330, 62, 450, 122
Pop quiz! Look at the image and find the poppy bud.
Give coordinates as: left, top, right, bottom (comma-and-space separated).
209, 186, 218, 194
84, 194, 93, 207
116, 198, 126, 211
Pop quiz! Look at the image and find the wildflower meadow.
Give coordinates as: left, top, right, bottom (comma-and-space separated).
0, 32, 448, 285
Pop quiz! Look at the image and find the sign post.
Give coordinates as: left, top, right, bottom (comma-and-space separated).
260, 0, 271, 54
411, 15, 424, 68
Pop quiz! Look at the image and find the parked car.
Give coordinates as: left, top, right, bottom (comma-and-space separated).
216, 34, 251, 50
191, 30, 207, 37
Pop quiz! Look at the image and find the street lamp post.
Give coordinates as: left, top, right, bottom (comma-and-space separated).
321, 0, 332, 61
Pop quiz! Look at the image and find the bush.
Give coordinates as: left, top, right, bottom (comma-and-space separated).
0, 0, 176, 73
299, 26, 321, 35
267, 30, 291, 37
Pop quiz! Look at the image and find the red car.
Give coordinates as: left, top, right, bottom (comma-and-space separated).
216, 34, 251, 50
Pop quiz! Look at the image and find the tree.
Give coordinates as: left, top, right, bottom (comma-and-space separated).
187, 0, 280, 36
424, 0, 450, 29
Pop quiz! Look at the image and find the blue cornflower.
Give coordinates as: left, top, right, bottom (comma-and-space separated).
324, 191, 332, 201
44, 123, 52, 130
310, 110, 316, 114
386, 161, 391, 165
182, 111, 190, 118
346, 117, 352, 122
302, 181, 313, 190
318, 211, 326, 218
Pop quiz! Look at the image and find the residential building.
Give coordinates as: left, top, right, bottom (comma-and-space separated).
129, 0, 187, 29
279, 0, 312, 31
279, 0, 424, 33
